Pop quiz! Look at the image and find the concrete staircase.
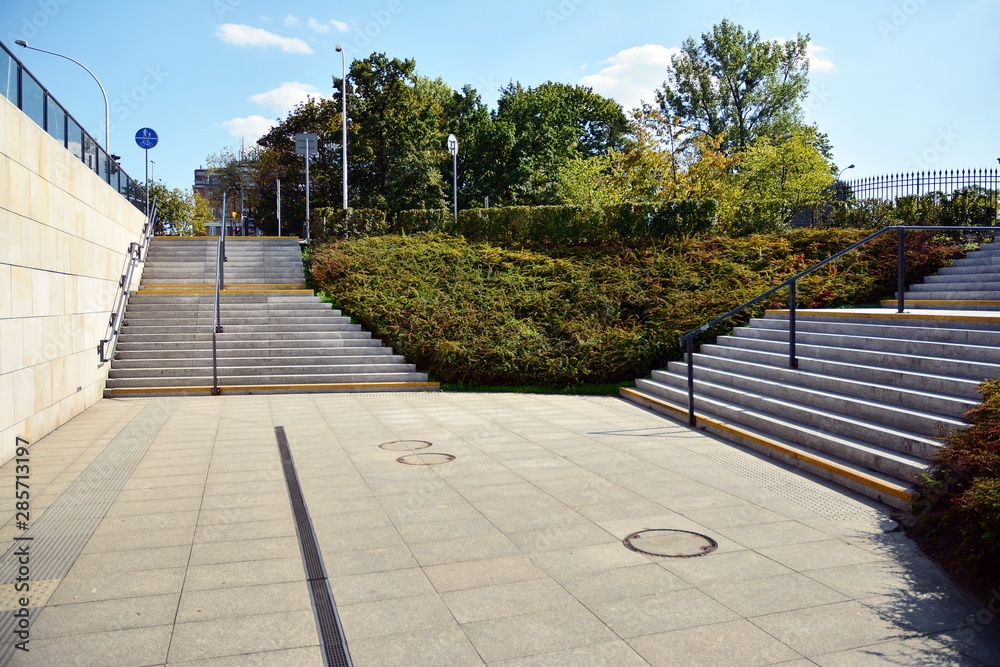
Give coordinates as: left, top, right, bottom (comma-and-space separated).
623, 239, 1000, 510
105, 237, 438, 396
883, 236, 1000, 310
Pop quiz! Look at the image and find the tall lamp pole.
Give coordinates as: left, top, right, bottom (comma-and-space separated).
835, 164, 856, 182
448, 134, 459, 225
15, 40, 111, 158
335, 45, 348, 210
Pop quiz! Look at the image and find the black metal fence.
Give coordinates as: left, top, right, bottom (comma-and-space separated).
845, 168, 999, 202
0, 40, 144, 210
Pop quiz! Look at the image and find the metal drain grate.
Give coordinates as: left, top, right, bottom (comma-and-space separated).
624, 529, 718, 558
275, 426, 352, 667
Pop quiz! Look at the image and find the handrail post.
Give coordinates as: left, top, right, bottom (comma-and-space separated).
897, 227, 906, 313
788, 279, 798, 368
686, 337, 696, 426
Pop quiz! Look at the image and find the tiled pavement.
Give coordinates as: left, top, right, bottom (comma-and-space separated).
0, 392, 997, 666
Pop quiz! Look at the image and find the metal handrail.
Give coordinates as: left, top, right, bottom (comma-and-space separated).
98, 199, 157, 364
211, 233, 224, 396
680, 224, 998, 426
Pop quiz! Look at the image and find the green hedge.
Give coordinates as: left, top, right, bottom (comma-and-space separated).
394, 208, 454, 234
456, 201, 717, 244
315, 207, 389, 239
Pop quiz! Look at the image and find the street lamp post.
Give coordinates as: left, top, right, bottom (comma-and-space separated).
836, 164, 856, 182
15, 40, 111, 158
335, 45, 348, 210
447, 134, 459, 225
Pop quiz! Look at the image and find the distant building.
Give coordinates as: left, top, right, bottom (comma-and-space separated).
194, 168, 224, 236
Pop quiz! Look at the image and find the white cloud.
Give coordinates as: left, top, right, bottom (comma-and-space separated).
305, 17, 351, 33
215, 23, 313, 55
249, 82, 324, 116
579, 44, 679, 112
307, 17, 329, 33
283, 14, 300, 27
330, 19, 351, 33
807, 44, 836, 73
218, 115, 277, 141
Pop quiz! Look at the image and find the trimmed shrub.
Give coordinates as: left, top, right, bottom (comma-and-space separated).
394, 208, 454, 235
913, 379, 1000, 597
316, 207, 388, 239
308, 229, 960, 389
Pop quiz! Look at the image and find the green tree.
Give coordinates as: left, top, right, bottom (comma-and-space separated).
657, 19, 811, 154
487, 81, 629, 205
191, 192, 213, 235
149, 182, 195, 236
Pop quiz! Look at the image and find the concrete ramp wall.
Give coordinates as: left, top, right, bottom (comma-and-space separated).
0, 94, 148, 464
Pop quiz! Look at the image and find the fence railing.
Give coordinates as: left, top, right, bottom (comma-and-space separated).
680, 225, 997, 427
845, 168, 999, 203
98, 200, 157, 364
0, 40, 145, 210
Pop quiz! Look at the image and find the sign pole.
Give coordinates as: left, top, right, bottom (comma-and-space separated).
145, 148, 149, 219
277, 179, 282, 237
305, 142, 311, 242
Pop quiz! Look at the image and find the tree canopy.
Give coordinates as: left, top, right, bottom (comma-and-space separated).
657, 19, 811, 154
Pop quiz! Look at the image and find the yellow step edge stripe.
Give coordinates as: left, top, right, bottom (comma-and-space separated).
619, 387, 913, 502
108, 382, 440, 396
153, 236, 299, 240
137, 289, 314, 295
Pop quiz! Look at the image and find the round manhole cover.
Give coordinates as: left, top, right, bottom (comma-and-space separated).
396, 453, 455, 466
623, 529, 718, 558
379, 440, 433, 452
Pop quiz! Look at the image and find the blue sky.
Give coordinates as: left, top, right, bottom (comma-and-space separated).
3, 0, 998, 193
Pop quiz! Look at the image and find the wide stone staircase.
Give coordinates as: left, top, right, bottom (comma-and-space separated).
105, 237, 438, 396
622, 238, 1000, 510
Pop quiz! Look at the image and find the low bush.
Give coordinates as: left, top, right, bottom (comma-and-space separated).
308, 229, 959, 388
912, 379, 1000, 598
314, 207, 388, 239
394, 208, 454, 235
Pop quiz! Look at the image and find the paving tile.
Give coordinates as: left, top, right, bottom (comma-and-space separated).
628, 619, 803, 667
177, 581, 312, 623
812, 635, 983, 667
320, 545, 418, 577
338, 592, 457, 640
68, 545, 191, 576
8, 625, 171, 667
315, 523, 407, 554
442, 578, 576, 624
702, 572, 849, 617
751, 601, 915, 656
181, 557, 306, 592
169, 645, 326, 666
587, 587, 739, 638
194, 519, 296, 543
409, 532, 522, 567
492, 640, 648, 667
461, 603, 618, 663
757, 539, 890, 572
506, 521, 616, 554
329, 567, 437, 606
167, 609, 320, 663
30, 594, 179, 639
346, 626, 485, 667
424, 555, 549, 593
558, 563, 691, 605
188, 536, 301, 566
196, 503, 293, 526
48, 567, 187, 605
659, 549, 794, 587
718, 520, 831, 549
531, 542, 655, 581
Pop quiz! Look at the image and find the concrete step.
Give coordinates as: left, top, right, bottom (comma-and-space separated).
116, 338, 383, 352
678, 353, 977, 419
113, 351, 401, 368
121, 323, 363, 335
716, 334, 1000, 381
732, 326, 1000, 365
696, 343, 983, 400
752, 316, 1000, 347
899, 289, 1000, 300
620, 386, 914, 511
884, 300, 1000, 311
105, 371, 430, 388
643, 370, 946, 460
633, 377, 933, 482
109, 362, 417, 379
124, 315, 351, 326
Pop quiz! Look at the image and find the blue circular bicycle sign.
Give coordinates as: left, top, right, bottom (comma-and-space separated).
135, 128, 158, 150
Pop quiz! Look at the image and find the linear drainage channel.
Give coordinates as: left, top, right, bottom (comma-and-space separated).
274, 426, 352, 667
